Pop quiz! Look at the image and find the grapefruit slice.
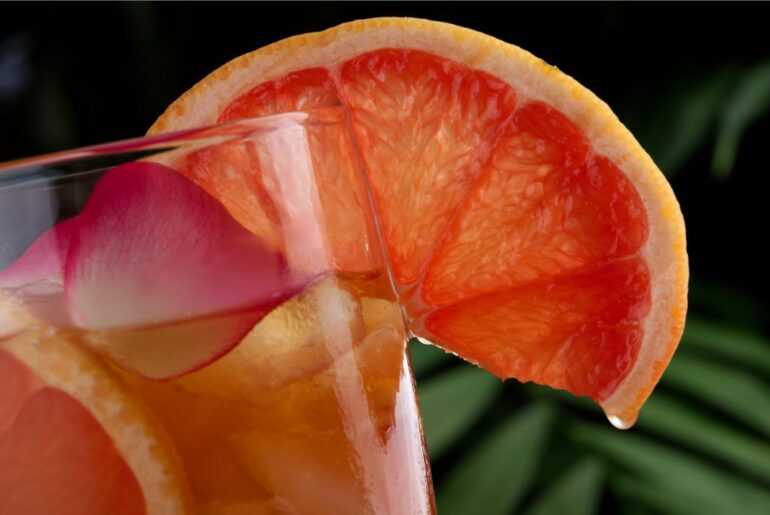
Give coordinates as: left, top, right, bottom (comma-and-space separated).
149, 18, 688, 423
0, 332, 193, 514
172, 107, 383, 276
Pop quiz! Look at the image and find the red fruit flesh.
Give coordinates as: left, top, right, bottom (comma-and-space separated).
218, 68, 340, 120
218, 49, 652, 400
422, 258, 650, 400
213, 80, 382, 274
422, 102, 649, 307
336, 49, 518, 284
0, 349, 41, 434
0, 350, 146, 515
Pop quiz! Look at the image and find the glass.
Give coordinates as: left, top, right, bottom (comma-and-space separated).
0, 107, 435, 514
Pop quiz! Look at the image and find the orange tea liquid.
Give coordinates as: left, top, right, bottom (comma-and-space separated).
2, 271, 435, 514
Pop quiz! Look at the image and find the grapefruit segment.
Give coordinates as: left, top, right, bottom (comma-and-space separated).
149, 18, 689, 420
336, 49, 518, 284
218, 67, 339, 120
422, 102, 649, 307
182, 108, 379, 274
0, 387, 146, 515
423, 258, 650, 400
179, 142, 285, 254
0, 348, 40, 434
0, 335, 193, 514
303, 117, 384, 273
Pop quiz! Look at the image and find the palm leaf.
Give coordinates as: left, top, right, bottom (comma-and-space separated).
409, 338, 454, 376
437, 402, 555, 515
522, 459, 604, 515
682, 318, 770, 376
571, 423, 770, 515
712, 59, 770, 178
638, 393, 770, 481
661, 354, 770, 437
418, 364, 501, 457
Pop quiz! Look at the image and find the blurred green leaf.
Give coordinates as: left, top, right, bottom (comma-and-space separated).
689, 280, 768, 330
651, 67, 735, 176
571, 423, 770, 515
661, 354, 770, 437
409, 338, 453, 376
522, 459, 604, 515
682, 318, 770, 376
523, 382, 599, 413
618, 503, 657, 515
712, 59, 770, 178
613, 476, 711, 515
639, 393, 770, 481
418, 365, 501, 457
621, 66, 736, 178
437, 402, 555, 515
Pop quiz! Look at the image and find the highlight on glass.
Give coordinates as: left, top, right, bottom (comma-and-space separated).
0, 107, 435, 514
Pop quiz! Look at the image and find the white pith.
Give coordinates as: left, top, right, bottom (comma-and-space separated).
150, 17, 689, 421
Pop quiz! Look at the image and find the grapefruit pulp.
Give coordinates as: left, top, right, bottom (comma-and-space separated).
150, 18, 688, 423
0, 333, 193, 514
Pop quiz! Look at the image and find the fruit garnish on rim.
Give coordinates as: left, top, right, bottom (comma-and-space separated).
150, 17, 688, 427
0, 15, 689, 515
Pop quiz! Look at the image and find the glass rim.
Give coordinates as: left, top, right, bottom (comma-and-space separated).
0, 105, 348, 175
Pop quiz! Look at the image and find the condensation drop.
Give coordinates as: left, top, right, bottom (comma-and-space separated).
607, 413, 638, 430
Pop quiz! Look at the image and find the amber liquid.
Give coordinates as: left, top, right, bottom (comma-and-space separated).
74, 271, 435, 514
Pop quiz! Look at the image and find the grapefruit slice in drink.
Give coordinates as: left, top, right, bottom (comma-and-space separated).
0, 332, 193, 514
150, 17, 688, 425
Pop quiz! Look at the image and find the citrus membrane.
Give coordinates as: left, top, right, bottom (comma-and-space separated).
149, 17, 688, 423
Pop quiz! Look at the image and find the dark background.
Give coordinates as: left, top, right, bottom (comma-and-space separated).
2, 3, 769, 514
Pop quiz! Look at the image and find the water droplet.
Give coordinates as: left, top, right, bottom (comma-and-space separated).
607, 413, 637, 430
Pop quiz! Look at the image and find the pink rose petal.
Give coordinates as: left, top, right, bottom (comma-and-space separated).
0, 218, 78, 328
2, 161, 312, 379
84, 307, 278, 381
66, 161, 302, 330
60, 161, 310, 378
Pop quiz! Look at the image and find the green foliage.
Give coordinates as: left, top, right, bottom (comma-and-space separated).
418, 364, 501, 456
522, 459, 604, 515
712, 60, 770, 178
437, 403, 555, 515
688, 281, 769, 331
620, 61, 770, 180
410, 338, 453, 376
572, 423, 770, 515
638, 394, 770, 482
412, 35, 770, 510
412, 293, 770, 514
661, 355, 770, 437
628, 66, 736, 177
681, 318, 770, 376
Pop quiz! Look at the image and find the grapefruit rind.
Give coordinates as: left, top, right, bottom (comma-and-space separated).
1, 333, 194, 515
149, 17, 688, 421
